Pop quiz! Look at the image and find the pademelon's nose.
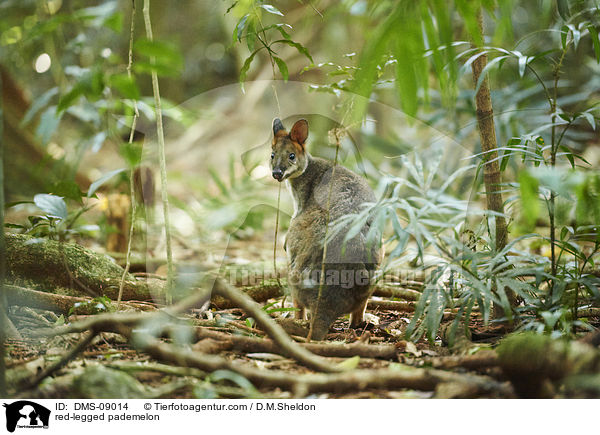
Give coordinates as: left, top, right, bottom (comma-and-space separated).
272, 169, 284, 181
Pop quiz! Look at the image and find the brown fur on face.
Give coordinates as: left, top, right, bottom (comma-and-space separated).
270, 119, 309, 182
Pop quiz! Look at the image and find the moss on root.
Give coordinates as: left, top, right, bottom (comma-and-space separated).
5, 233, 160, 301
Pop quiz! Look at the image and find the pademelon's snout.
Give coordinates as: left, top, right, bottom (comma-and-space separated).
272, 168, 284, 181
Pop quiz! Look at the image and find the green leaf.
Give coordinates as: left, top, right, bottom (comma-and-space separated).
517, 53, 529, 77
239, 48, 261, 88
559, 145, 575, 168
347, 8, 400, 121
587, 25, 600, 63
234, 14, 249, 42
134, 62, 177, 77
208, 168, 229, 196
57, 85, 83, 113
455, 0, 482, 45
76, 1, 118, 26
246, 18, 256, 51
34, 194, 67, 220
275, 24, 292, 40
4, 223, 27, 229
109, 73, 140, 100
272, 39, 314, 63
89, 131, 108, 153
36, 106, 63, 145
561, 25, 569, 50
21, 87, 59, 126
87, 168, 127, 198
580, 111, 596, 130
519, 170, 539, 229
134, 38, 183, 74
51, 180, 85, 204
474, 55, 509, 95
103, 11, 123, 33
259, 4, 284, 16
336, 355, 360, 370
394, 37, 419, 117
119, 142, 142, 168
557, 0, 570, 20
273, 56, 289, 81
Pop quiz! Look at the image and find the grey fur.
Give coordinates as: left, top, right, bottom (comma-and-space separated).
270, 120, 382, 340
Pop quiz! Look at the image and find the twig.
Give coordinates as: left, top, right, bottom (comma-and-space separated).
119, 0, 141, 308
143, 0, 174, 304
26, 331, 97, 389
212, 279, 341, 373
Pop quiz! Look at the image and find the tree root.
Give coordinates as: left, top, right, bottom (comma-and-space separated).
194, 327, 400, 360
212, 279, 341, 373
5, 284, 157, 314
6, 233, 161, 301
126, 331, 513, 397
372, 285, 421, 300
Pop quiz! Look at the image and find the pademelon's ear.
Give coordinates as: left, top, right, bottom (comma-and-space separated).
289, 119, 308, 146
273, 118, 285, 136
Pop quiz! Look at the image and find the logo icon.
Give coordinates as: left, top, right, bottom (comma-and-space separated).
3, 401, 50, 432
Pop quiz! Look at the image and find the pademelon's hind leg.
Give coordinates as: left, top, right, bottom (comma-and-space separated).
349, 297, 369, 328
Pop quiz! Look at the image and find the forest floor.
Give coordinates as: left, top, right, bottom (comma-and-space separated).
4, 228, 600, 399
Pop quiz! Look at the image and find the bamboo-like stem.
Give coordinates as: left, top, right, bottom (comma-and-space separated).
0, 69, 7, 396
118, 0, 141, 308
143, 0, 174, 304
470, 10, 514, 316
548, 48, 567, 297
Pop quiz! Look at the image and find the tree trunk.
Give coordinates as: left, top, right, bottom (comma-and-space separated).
470, 10, 515, 318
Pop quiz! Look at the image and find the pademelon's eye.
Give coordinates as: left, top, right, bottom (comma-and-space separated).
271, 152, 275, 159
289, 153, 296, 161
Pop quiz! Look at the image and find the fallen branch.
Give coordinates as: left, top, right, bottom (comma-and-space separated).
372, 285, 421, 301
427, 350, 499, 371
367, 299, 415, 312
194, 327, 399, 360
210, 283, 283, 309
134, 331, 513, 397
212, 279, 341, 373
5, 284, 157, 314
